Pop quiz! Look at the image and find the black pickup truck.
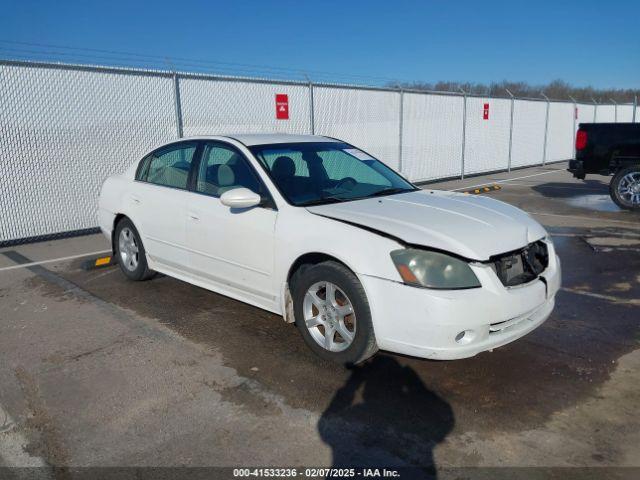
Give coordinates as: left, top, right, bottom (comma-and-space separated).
568, 123, 640, 210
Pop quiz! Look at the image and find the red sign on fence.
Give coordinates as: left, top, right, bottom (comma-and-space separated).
276, 94, 289, 120
483, 103, 490, 120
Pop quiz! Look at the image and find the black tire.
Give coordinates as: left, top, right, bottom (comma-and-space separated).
610, 166, 640, 211
114, 218, 156, 281
291, 261, 378, 365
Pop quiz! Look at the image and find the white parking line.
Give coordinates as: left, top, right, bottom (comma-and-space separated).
526, 211, 639, 226
561, 287, 640, 306
503, 182, 605, 191
0, 250, 111, 272
448, 169, 560, 191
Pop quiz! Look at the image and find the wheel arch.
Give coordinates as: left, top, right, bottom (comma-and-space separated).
111, 213, 138, 253
281, 251, 360, 324
287, 252, 357, 285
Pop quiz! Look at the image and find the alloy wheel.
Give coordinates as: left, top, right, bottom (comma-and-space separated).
118, 227, 139, 272
617, 171, 640, 206
303, 281, 356, 352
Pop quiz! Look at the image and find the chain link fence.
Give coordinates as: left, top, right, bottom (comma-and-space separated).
1, 59, 638, 244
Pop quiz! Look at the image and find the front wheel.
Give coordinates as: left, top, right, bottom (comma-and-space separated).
610, 166, 640, 211
292, 261, 378, 365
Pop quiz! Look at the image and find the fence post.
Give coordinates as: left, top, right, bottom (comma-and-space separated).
592, 97, 597, 123
459, 88, 467, 179
569, 95, 577, 159
610, 98, 618, 122
307, 78, 315, 135
541, 92, 550, 166
397, 89, 405, 173
506, 89, 515, 172
634, 95, 638, 123
172, 72, 184, 138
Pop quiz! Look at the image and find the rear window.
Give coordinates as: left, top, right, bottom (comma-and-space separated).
138, 143, 197, 189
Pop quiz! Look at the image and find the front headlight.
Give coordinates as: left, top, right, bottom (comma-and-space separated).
390, 248, 481, 289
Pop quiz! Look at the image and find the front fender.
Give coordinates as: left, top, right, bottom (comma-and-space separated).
273, 208, 405, 314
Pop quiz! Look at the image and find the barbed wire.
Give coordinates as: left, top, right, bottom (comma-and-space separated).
0, 40, 404, 85
0, 40, 637, 103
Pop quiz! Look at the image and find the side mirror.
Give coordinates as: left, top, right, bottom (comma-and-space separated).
219, 187, 262, 209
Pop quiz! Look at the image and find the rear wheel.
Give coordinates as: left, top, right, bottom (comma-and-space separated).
114, 218, 155, 281
291, 261, 378, 365
610, 166, 640, 211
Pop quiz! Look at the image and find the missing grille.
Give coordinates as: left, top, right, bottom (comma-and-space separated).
489, 240, 549, 287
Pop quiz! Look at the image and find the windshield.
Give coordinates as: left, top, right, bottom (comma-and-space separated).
249, 142, 416, 206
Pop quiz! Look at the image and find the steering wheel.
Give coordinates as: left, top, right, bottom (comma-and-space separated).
334, 177, 357, 190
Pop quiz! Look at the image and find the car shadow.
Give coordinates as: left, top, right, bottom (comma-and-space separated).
531, 180, 608, 199
317, 356, 454, 478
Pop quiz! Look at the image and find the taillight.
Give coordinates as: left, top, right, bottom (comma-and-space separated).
576, 130, 587, 150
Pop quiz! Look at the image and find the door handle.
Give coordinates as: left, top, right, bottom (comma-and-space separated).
188, 212, 200, 221
131, 196, 141, 204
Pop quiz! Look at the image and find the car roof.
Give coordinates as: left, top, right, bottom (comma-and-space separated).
226, 133, 337, 146
177, 133, 339, 146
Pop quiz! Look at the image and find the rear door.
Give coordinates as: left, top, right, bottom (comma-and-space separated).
132, 141, 200, 269
185, 141, 278, 308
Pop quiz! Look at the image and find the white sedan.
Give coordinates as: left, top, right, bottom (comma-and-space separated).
99, 134, 561, 364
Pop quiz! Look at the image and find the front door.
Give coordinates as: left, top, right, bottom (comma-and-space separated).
186, 142, 278, 309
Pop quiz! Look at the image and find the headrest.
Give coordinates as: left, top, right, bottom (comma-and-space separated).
272, 156, 295, 178
217, 163, 235, 187
206, 164, 220, 182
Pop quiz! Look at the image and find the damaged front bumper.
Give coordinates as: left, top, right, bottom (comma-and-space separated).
360, 242, 561, 360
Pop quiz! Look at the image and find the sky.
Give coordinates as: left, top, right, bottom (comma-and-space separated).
1, 0, 638, 89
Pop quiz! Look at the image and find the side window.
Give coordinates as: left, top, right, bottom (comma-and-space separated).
196, 144, 263, 196
145, 144, 196, 189
135, 155, 152, 181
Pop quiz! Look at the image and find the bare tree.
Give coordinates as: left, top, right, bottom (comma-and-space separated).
389, 78, 639, 103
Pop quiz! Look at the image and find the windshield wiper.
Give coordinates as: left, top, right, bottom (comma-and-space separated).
369, 187, 413, 198
299, 195, 347, 207
300, 187, 414, 206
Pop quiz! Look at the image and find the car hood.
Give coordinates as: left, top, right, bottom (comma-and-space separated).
306, 190, 547, 261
